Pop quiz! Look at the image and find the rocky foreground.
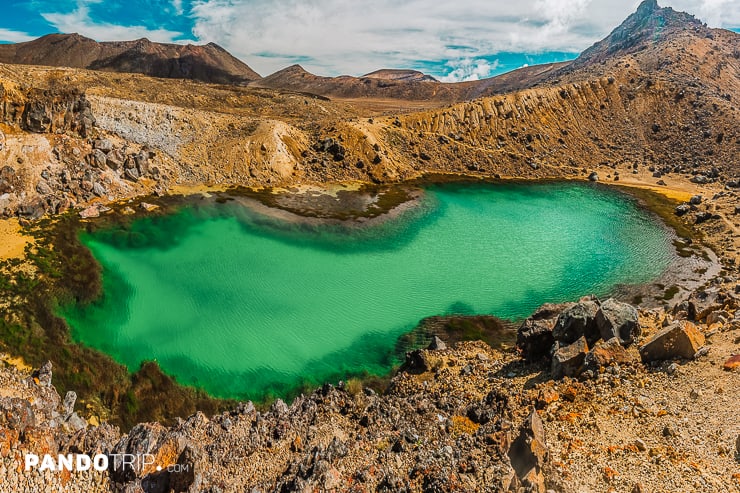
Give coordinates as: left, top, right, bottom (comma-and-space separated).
1, 291, 739, 492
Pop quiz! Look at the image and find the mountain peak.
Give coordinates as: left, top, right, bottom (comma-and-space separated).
567, 0, 705, 69
636, 0, 660, 17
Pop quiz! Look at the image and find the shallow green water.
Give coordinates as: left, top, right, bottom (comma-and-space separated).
62, 182, 674, 400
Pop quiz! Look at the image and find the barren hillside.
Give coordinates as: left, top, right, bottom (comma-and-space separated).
0, 33, 261, 84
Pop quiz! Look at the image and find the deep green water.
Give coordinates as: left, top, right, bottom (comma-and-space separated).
62, 182, 674, 400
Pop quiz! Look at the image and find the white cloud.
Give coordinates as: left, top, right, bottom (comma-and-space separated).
6, 0, 734, 78
439, 58, 501, 82
189, 0, 614, 76
172, 0, 184, 15
0, 28, 36, 43
669, 0, 740, 27
41, 0, 185, 43
187, 0, 740, 78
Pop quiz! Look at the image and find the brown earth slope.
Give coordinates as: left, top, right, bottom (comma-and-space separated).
0, 33, 262, 84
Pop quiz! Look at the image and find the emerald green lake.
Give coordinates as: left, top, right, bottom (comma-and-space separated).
62, 182, 674, 400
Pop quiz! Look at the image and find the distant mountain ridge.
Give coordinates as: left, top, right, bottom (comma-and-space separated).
0, 33, 262, 84
0, 0, 736, 103
250, 62, 567, 101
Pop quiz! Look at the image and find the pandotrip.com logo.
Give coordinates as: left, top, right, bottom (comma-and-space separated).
24, 453, 190, 473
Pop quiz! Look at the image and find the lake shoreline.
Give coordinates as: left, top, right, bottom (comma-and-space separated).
62, 179, 710, 397
0, 174, 723, 429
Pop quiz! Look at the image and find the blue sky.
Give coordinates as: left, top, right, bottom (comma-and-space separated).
1, 0, 739, 81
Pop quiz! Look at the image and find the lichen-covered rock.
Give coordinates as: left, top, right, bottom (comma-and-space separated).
639, 321, 706, 362
0, 397, 36, 432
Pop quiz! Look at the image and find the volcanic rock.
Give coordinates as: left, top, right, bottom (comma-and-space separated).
35, 180, 53, 195
553, 301, 600, 345
639, 321, 706, 362
596, 298, 640, 345
584, 337, 635, 371
551, 336, 589, 378
0, 398, 35, 432
428, 336, 447, 350
94, 138, 113, 152
90, 148, 108, 168
517, 318, 555, 362
508, 410, 548, 492
723, 354, 740, 371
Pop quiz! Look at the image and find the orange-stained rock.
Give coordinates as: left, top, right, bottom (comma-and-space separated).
639, 321, 705, 362
535, 388, 560, 409
0, 426, 19, 457
22, 426, 59, 456
585, 337, 638, 370
723, 354, 740, 371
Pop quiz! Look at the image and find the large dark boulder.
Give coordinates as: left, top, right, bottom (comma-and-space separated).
551, 336, 589, 378
21, 101, 51, 133
517, 318, 555, 363
552, 301, 600, 345
530, 302, 575, 321
595, 298, 640, 345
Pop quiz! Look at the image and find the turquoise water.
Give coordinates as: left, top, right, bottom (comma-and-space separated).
62, 182, 674, 400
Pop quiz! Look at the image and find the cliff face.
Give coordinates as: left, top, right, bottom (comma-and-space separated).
0, 33, 261, 84
0, 85, 95, 136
